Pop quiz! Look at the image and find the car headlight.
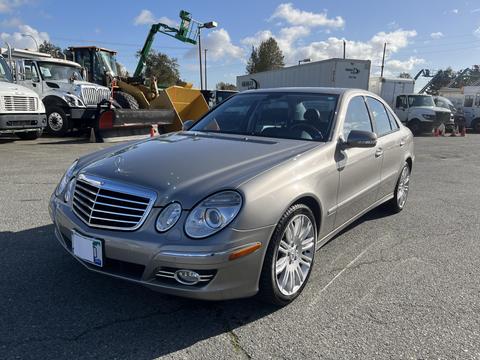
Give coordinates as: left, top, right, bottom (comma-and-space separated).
55, 160, 78, 197
422, 114, 436, 120
185, 191, 242, 239
156, 202, 182, 232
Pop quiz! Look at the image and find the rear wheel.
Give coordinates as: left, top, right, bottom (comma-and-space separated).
387, 163, 411, 213
113, 91, 139, 109
16, 129, 43, 140
258, 203, 316, 306
407, 119, 421, 136
46, 107, 70, 136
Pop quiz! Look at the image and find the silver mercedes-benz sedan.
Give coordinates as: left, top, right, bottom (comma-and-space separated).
49, 88, 414, 305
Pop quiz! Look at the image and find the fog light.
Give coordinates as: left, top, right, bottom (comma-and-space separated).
174, 269, 200, 285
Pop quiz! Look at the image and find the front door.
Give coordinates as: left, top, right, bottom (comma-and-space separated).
394, 95, 408, 123
335, 96, 383, 228
16, 60, 42, 96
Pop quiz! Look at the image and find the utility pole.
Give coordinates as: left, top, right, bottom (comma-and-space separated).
343, 40, 346, 59
380, 42, 387, 77
198, 31, 203, 90
204, 48, 208, 90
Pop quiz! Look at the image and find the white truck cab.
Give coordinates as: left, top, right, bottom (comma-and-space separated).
462, 87, 480, 132
393, 94, 453, 134
0, 54, 46, 139
3, 48, 110, 136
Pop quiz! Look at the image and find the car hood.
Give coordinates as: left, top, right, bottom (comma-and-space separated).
79, 132, 319, 208
0, 81, 39, 97
45, 79, 109, 91
411, 106, 451, 113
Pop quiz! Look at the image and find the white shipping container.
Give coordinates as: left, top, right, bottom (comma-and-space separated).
236, 58, 371, 91
369, 77, 415, 108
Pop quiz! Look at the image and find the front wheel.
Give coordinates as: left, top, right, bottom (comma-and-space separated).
258, 204, 316, 306
472, 119, 480, 133
387, 163, 411, 213
407, 119, 422, 136
46, 107, 70, 136
16, 129, 43, 140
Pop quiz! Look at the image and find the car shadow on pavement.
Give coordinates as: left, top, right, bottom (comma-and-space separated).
0, 224, 279, 359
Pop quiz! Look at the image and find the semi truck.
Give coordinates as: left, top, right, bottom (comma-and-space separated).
236, 58, 371, 91
0, 54, 46, 139
369, 77, 453, 135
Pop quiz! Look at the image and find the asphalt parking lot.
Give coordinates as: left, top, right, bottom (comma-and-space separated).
1, 134, 480, 359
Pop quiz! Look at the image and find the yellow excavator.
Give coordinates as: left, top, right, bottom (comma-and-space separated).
69, 10, 209, 140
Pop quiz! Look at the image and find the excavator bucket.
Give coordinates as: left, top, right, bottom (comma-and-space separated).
150, 86, 209, 133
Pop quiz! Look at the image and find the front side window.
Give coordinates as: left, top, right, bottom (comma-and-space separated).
465, 95, 474, 108
0, 57, 13, 82
396, 95, 407, 108
366, 97, 393, 136
475, 94, 480, 107
24, 60, 39, 81
191, 92, 338, 141
342, 96, 373, 138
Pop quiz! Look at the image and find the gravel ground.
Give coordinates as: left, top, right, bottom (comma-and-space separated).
1, 134, 479, 359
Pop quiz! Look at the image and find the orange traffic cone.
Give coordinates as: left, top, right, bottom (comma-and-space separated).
150, 126, 155, 137
433, 128, 439, 137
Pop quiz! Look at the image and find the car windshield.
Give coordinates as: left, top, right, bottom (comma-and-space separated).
408, 95, 435, 107
0, 57, 13, 82
190, 92, 339, 142
38, 61, 83, 81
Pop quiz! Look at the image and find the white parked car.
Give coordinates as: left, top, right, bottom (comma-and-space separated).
0, 55, 46, 140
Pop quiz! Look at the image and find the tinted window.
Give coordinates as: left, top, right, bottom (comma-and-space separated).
465, 95, 474, 107
343, 96, 372, 138
396, 95, 407, 108
366, 97, 392, 136
191, 92, 338, 142
386, 109, 399, 130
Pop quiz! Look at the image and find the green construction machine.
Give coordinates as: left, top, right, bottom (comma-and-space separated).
69, 10, 209, 140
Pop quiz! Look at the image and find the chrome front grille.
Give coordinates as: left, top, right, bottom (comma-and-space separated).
3, 96, 37, 111
72, 174, 156, 231
81, 87, 111, 106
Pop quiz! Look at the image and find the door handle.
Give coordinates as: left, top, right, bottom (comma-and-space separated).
375, 148, 384, 157
399, 139, 406, 147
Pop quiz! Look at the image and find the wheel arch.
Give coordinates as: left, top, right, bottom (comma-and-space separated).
43, 95, 69, 111
287, 194, 323, 235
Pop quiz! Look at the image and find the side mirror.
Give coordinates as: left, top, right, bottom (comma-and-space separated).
343, 130, 377, 148
182, 120, 195, 131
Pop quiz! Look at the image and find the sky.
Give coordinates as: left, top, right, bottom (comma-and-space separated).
1, 0, 480, 90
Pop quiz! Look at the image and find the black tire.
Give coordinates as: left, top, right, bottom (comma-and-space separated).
16, 129, 43, 140
113, 91, 139, 109
258, 203, 317, 306
472, 119, 480, 133
407, 119, 422, 136
46, 106, 70, 136
386, 163, 411, 213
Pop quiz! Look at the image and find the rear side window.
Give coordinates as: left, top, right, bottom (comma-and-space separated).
386, 109, 400, 130
366, 97, 393, 136
343, 96, 373, 138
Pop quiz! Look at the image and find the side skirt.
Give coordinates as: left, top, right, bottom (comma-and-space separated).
315, 193, 394, 251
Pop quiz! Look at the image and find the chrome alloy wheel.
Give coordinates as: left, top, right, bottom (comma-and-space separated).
275, 214, 315, 296
397, 166, 410, 209
48, 112, 64, 132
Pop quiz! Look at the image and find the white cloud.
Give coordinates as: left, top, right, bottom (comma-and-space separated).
386, 57, 425, 73
133, 9, 177, 27
474, 27, 480, 38
0, 24, 49, 50
451, 8, 459, 14
0, 17, 22, 27
270, 3, 345, 28
430, 32, 444, 39
186, 28, 244, 62
0, 0, 28, 13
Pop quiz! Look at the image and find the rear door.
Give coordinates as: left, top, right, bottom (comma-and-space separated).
366, 97, 405, 199
335, 96, 383, 228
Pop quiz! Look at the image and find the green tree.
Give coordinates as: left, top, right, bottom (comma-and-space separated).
246, 38, 284, 74
425, 67, 456, 95
38, 41, 64, 59
216, 82, 237, 90
141, 50, 180, 86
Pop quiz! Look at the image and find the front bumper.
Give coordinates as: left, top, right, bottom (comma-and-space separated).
70, 107, 97, 121
0, 113, 46, 133
49, 194, 274, 301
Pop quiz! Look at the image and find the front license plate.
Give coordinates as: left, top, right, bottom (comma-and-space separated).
72, 232, 103, 267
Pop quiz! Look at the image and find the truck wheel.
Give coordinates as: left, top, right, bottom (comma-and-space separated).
46, 107, 70, 136
113, 91, 139, 109
16, 129, 43, 140
472, 119, 480, 133
407, 119, 422, 136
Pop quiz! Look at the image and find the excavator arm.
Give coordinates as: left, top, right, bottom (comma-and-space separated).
133, 10, 198, 78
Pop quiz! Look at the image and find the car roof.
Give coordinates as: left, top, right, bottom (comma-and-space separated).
241, 87, 366, 96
